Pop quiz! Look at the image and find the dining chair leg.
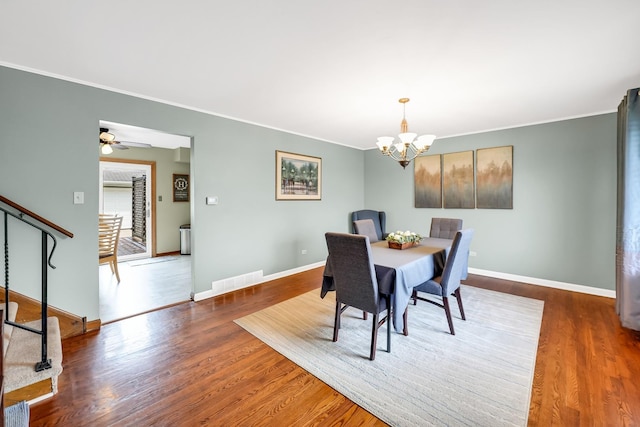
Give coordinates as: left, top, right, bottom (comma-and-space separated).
454, 288, 466, 320
370, 313, 379, 360
443, 296, 455, 335
386, 309, 391, 353
386, 296, 392, 352
402, 306, 408, 336
333, 300, 340, 342
112, 260, 121, 283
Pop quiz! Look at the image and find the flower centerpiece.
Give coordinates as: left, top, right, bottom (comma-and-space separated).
385, 230, 423, 250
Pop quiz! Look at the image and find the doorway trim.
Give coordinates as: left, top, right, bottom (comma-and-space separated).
100, 157, 157, 257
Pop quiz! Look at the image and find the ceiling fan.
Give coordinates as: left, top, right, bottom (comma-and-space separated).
99, 127, 152, 154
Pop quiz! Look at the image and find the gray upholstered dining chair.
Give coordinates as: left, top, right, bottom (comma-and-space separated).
353, 219, 380, 243
325, 232, 392, 360
351, 210, 387, 241
411, 228, 474, 335
429, 217, 463, 239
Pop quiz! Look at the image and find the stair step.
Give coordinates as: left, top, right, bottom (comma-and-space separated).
4, 317, 63, 400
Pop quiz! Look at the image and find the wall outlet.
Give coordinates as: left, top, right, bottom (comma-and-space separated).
469, 251, 477, 257
301, 249, 307, 255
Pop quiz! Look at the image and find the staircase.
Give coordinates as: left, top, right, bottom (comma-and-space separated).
3, 307, 63, 405
0, 195, 73, 422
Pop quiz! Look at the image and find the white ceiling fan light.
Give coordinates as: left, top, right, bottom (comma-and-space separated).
101, 143, 113, 154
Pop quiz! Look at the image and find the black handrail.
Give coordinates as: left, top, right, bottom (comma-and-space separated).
1, 196, 73, 372
0, 195, 73, 238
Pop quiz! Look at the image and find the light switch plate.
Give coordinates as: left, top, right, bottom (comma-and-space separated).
206, 196, 218, 205
73, 192, 84, 204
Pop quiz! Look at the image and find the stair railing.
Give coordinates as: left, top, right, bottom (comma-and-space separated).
0, 195, 73, 372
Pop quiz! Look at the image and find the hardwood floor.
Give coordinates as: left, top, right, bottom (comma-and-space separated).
30, 269, 640, 426
99, 255, 192, 323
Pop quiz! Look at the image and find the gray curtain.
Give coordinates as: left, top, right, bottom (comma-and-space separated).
616, 88, 640, 330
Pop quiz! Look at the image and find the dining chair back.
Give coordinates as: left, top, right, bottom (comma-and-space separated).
325, 232, 391, 360
429, 217, 463, 239
412, 228, 474, 335
351, 210, 386, 240
353, 219, 380, 243
99, 214, 123, 283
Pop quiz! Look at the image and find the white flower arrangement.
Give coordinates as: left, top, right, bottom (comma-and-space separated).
385, 230, 423, 244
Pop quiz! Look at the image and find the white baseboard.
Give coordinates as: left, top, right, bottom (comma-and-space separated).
193, 261, 326, 302
27, 391, 54, 405
468, 268, 616, 298
193, 262, 616, 302
260, 261, 326, 283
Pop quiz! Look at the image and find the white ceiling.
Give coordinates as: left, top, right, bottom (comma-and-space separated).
2, 1, 639, 150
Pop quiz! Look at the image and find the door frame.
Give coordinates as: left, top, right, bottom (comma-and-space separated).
99, 157, 157, 258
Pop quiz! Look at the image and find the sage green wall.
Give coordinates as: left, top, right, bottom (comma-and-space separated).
0, 66, 364, 320
101, 147, 191, 253
364, 113, 616, 290
0, 63, 616, 324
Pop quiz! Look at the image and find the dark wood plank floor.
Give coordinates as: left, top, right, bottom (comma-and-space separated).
29, 269, 640, 426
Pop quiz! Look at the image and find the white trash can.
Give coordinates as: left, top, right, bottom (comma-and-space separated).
179, 224, 191, 255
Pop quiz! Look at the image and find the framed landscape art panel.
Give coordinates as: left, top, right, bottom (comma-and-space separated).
476, 145, 513, 209
443, 150, 475, 208
414, 154, 442, 208
276, 151, 322, 200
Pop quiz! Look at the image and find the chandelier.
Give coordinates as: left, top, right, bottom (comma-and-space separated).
376, 98, 436, 168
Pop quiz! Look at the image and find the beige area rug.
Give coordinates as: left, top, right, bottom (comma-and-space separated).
5, 317, 63, 393
235, 285, 543, 427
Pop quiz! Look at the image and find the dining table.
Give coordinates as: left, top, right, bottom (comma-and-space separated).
322, 237, 454, 333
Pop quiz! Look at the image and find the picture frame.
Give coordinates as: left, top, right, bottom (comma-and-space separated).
414, 154, 442, 208
173, 173, 189, 202
476, 145, 513, 209
443, 150, 475, 209
276, 151, 322, 200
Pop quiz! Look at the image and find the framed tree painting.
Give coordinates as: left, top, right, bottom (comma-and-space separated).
414, 154, 442, 208
476, 145, 513, 209
443, 150, 475, 209
276, 151, 322, 200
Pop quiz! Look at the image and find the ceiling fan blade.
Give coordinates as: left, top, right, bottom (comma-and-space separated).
119, 141, 152, 149
111, 143, 129, 150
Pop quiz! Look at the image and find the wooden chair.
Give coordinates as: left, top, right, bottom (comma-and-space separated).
99, 215, 123, 283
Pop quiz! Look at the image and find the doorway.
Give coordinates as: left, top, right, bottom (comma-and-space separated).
97, 121, 193, 323
99, 159, 154, 260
